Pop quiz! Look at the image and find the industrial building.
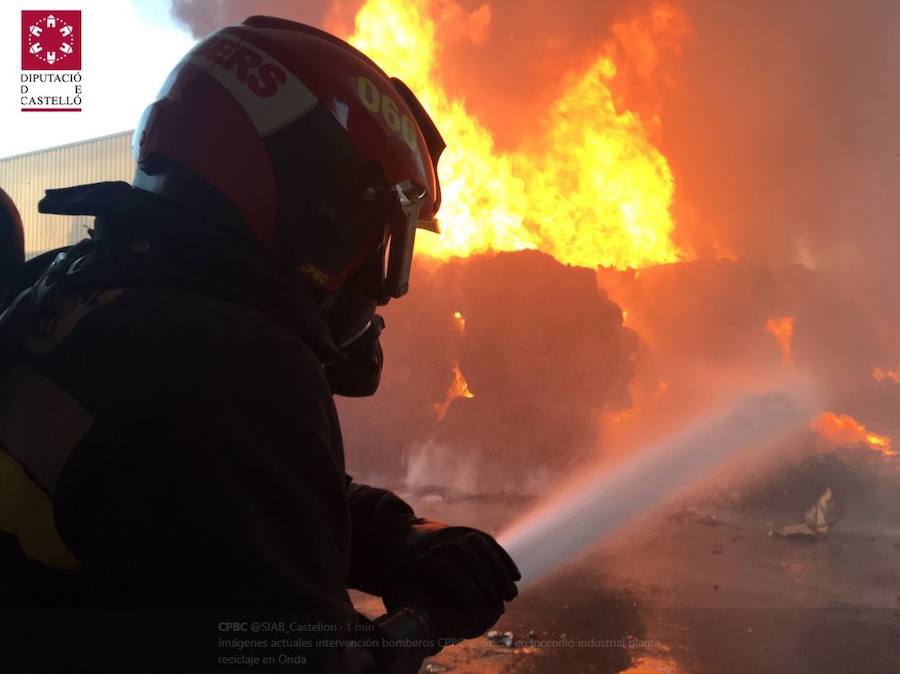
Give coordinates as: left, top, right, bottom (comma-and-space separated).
0, 130, 134, 257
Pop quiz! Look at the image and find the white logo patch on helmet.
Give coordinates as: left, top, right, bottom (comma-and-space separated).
178, 31, 318, 138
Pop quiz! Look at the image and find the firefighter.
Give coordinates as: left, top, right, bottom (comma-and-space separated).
0, 17, 519, 672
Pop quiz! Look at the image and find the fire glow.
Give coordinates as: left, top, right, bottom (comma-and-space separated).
347, 0, 686, 270
433, 361, 475, 421
812, 412, 896, 458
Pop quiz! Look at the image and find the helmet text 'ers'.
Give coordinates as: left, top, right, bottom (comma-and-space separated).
196, 36, 287, 99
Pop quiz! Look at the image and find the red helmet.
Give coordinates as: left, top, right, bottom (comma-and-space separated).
0, 186, 25, 304
132, 16, 444, 302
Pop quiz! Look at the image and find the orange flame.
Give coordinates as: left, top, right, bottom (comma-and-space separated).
433, 361, 475, 421
872, 365, 900, 384
765, 316, 795, 367
347, 0, 686, 269
811, 412, 896, 458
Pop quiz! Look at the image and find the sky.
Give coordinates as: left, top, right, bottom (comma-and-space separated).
0, 0, 194, 159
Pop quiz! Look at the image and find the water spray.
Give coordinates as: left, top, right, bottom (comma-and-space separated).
499, 387, 814, 586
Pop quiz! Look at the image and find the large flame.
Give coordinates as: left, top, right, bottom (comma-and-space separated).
348, 0, 684, 269
812, 412, 896, 458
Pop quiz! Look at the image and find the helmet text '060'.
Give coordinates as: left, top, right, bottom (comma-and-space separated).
356, 75, 419, 151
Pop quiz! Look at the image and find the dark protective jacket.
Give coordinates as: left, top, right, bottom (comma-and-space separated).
0, 183, 422, 671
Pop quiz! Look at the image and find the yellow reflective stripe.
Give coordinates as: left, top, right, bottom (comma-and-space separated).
0, 444, 79, 569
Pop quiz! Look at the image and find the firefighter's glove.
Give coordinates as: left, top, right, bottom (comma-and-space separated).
406, 526, 520, 640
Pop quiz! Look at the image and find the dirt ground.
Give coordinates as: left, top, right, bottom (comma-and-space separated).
355, 452, 900, 673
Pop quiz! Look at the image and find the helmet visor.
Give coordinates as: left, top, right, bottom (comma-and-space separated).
382, 180, 429, 301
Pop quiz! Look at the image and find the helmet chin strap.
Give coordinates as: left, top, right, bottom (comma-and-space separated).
337, 318, 374, 350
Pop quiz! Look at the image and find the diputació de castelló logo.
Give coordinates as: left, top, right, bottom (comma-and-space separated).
20, 11, 83, 112
22, 11, 81, 70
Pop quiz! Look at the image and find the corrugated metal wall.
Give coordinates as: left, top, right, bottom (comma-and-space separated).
0, 130, 134, 257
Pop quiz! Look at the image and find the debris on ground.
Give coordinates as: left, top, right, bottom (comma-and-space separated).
770, 487, 845, 539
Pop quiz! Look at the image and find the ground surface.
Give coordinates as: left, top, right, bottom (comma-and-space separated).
356, 454, 900, 673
